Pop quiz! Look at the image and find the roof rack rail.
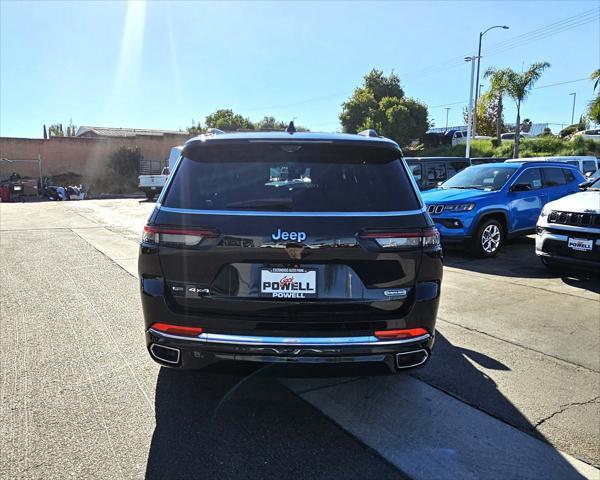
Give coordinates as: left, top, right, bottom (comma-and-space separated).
206, 128, 225, 135
358, 129, 379, 138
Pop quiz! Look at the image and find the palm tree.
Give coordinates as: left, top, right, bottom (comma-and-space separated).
486, 62, 550, 158
589, 69, 600, 124
483, 68, 508, 141
591, 68, 600, 91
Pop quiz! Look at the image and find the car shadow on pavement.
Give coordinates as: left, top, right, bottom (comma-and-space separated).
444, 236, 600, 292
145, 363, 405, 480
145, 332, 590, 479
412, 333, 591, 476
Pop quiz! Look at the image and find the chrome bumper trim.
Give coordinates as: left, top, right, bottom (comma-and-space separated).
148, 329, 431, 346
156, 205, 426, 217
213, 353, 387, 364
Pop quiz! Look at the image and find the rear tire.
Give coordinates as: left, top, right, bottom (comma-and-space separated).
145, 191, 155, 201
469, 218, 504, 258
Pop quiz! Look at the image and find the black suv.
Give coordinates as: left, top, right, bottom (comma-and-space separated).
139, 129, 443, 373
405, 157, 471, 191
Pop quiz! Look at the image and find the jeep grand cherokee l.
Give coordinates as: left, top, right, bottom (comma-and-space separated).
138, 129, 442, 373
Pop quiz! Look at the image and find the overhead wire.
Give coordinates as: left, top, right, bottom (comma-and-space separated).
233, 9, 599, 116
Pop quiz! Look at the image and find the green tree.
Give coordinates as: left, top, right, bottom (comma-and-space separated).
48, 123, 64, 137
255, 116, 286, 130
485, 62, 550, 158
521, 118, 532, 133
463, 91, 504, 137
484, 68, 512, 141
339, 69, 429, 146
47, 120, 77, 137
205, 109, 254, 131
108, 146, 142, 178
187, 119, 204, 135
588, 69, 600, 124
65, 119, 77, 137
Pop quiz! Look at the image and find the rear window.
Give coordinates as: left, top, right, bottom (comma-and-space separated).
162, 143, 421, 212
583, 160, 597, 174
407, 163, 422, 182
542, 168, 566, 187
563, 169, 575, 182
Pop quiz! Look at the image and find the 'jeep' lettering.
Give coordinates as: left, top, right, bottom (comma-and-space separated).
272, 228, 307, 242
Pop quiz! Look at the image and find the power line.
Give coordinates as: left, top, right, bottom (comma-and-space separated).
485, 8, 597, 50
484, 13, 599, 57
401, 7, 599, 79
429, 101, 467, 109
428, 77, 591, 110
224, 9, 598, 114
533, 77, 590, 90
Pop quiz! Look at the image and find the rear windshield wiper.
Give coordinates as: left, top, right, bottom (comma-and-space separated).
225, 199, 293, 211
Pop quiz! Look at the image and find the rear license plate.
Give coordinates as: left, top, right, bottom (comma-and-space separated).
567, 238, 593, 252
260, 268, 317, 298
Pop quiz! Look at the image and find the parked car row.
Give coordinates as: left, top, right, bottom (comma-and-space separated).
405, 155, 598, 193
418, 158, 598, 270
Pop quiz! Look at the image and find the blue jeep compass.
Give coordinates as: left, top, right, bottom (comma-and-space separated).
421, 161, 585, 257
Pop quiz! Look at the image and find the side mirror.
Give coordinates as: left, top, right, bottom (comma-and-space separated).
510, 183, 532, 192
579, 181, 592, 190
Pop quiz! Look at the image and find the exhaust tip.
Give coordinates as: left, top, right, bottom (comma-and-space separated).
396, 349, 429, 369
150, 344, 181, 365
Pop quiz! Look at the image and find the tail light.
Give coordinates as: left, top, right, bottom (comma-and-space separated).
361, 228, 440, 249
151, 322, 203, 336
374, 327, 429, 339
142, 225, 217, 247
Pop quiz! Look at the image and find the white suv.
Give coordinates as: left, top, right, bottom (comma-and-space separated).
536, 177, 600, 270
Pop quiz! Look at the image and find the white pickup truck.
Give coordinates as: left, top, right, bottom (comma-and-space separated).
138, 146, 182, 200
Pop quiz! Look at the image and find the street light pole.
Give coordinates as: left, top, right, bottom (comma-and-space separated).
569, 92, 576, 125
465, 56, 478, 159
473, 25, 509, 136
445, 108, 451, 131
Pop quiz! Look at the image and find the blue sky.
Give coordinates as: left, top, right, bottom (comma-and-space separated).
1, 0, 598, 138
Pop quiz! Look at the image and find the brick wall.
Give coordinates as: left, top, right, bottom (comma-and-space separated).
0, 133, 191, 180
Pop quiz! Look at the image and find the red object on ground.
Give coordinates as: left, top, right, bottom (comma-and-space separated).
0, 185, 10, 203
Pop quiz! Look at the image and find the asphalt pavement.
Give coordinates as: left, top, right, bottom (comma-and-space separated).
1, 199, 598, 480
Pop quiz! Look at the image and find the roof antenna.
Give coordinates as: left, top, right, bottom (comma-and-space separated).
286, 121, 296, 134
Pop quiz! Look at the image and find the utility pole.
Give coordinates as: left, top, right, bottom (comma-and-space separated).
445, 108, 451, 131
473, 25, 509, 136
465, 56, 478, 159
569, 92, 576, 125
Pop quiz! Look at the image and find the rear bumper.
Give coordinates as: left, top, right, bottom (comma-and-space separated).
138, 185, 163, 192
146, 328, 434, 369
141, 286, 440, 370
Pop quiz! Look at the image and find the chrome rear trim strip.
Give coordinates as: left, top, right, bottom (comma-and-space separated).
156, 205, 426, 217
213, 353, 386, 364
148, 329, 430, 346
